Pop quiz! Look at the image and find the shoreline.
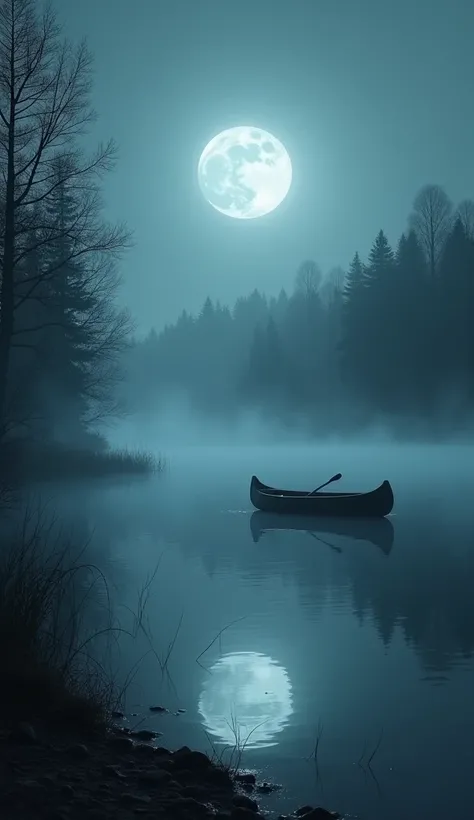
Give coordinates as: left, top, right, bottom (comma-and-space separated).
0, 720, 340, 820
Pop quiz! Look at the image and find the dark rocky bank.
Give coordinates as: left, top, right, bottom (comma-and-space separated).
0, 721, 341, 820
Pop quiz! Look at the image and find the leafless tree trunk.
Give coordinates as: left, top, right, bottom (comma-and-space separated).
294, 259, 322, 297
0, 0, 130, 430
408, 184, 453, 278
456, 199, 474, 241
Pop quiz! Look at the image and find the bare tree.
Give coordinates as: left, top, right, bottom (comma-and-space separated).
455, 199, 474, 241
294, 259, 322, 297
319, 265, 345, 305
408, 184, 453, 278
0, 0, 131, 429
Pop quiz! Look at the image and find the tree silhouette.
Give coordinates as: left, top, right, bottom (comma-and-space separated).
0, 0, 130, 435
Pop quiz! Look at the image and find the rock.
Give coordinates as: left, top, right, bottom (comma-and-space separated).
295, 810, 340, 820
66, 743, 90, 759
257, 782, 280, 794
173, 767, 196, 785
112, 710, 125, 718
131, 729, 160, 741
231, 809, 260, 820
295, 808, 314, 817
182, 784, 212, 800
177, 708, 186, 714
14, 778, 47, 802
102, 763, 127, 779
156, 757, 176, 771
9, 722, 37, 744
205, 766, 232, 787
137, 770, 172, 787
155, 745, 171, 756
60, 783, 75, 801
133, 742, 156, 757
120, 792, 152, 806
173, 749, 211, 771
235, 773, 256, 786
242, 782, 254, 793
232, 794, 259, 812
108, 736, 134, 751
170, 796, 209, 816
149, 705, 168, 712
38, 774, 56, 788
174, 745, 192, 755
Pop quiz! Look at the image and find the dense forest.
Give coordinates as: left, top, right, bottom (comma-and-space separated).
125, 185, 474, 436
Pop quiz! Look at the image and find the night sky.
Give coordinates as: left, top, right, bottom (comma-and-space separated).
60, 0, 473, 332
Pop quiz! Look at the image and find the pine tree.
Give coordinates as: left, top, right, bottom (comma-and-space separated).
339, 252, 367, 391
39, 179, 98, 441
438, 218, 474, 401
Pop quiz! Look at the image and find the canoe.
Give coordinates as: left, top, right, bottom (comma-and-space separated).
250, 475, 394, 518
250, 511, 394, 554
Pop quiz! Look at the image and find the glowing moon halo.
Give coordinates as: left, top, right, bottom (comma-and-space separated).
198, 126, 292, 219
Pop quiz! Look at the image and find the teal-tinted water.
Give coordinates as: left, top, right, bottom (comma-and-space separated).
52, 444, 474, 819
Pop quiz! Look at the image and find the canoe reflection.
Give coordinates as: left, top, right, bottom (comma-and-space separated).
250, 511, 394, 555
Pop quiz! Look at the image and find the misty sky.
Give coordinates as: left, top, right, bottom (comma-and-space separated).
60, 0, 473, 332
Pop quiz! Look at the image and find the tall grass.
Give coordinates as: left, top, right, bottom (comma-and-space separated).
0, 507, 128, 729
0, 438, 165, 483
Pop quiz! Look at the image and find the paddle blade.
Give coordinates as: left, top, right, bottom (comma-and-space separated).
308, 472, 343, 496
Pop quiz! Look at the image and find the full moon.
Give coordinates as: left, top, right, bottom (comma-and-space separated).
198, 126, 292, 219
198, 651, 293, 749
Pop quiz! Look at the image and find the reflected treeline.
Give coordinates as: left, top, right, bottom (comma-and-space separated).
34, 480, 474, 678
157, 501, 474, 676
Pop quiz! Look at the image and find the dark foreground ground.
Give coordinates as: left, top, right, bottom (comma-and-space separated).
0, 721, 340, 820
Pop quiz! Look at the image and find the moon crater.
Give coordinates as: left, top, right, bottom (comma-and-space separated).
198, 126, 292, 219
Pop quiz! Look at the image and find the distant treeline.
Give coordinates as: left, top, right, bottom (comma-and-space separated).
126, 184, 474, 435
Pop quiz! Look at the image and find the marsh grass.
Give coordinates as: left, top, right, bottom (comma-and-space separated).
0, 438, 165, 483
204, 712, 269, 776
0, 506, 163, 732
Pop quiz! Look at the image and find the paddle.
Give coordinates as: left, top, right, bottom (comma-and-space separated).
307, 472, 342, 496
307, 531, 342, 553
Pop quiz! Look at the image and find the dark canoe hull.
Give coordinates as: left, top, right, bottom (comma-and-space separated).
250, 511, 394, 554
250, 475, 394, 518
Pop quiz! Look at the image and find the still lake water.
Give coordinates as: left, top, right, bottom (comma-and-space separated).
53, 444, 474, 819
